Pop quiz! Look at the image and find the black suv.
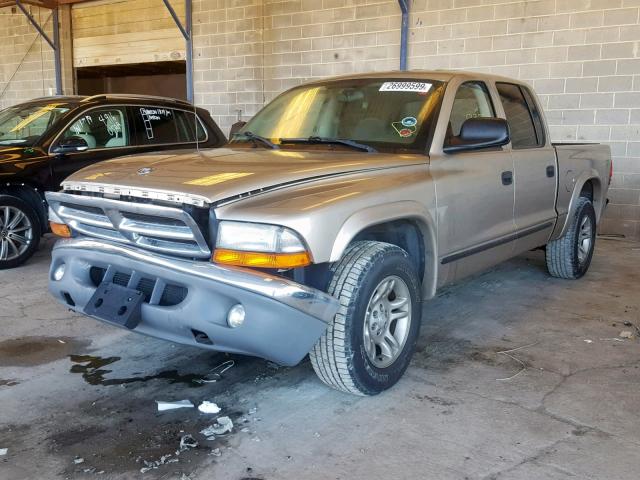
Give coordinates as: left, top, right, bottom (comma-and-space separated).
0, 94, 226, 269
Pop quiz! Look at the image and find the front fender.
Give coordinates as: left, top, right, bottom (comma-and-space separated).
329, 201, 439, 298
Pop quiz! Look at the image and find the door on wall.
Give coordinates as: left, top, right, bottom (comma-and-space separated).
76, 62, 187, 100
72, 0, 187, 100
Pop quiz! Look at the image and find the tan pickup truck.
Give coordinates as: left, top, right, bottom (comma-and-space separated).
46, 71, 611, 395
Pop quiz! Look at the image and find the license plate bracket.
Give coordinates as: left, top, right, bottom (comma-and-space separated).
85, 281, 145, 330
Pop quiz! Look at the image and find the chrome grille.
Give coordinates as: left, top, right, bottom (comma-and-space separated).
47, 192, 211, 258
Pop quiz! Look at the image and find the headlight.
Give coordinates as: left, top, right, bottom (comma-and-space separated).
213, 221, 312, 268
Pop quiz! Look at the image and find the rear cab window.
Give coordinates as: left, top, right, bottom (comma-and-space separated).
496, 82, 544, 149
131, 106, 207, 146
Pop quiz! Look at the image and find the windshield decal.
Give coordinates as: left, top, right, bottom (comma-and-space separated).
401, 116, 417, 127
392, 121, 417, 138
379, 82, 432, 93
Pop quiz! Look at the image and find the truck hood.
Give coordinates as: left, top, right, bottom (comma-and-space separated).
63, 147, 429, 205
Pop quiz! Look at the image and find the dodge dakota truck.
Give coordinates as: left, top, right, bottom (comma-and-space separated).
46, 71, 611, 395
0, 94, 224, 269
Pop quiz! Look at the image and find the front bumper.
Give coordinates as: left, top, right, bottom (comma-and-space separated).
49, 238, 338, 366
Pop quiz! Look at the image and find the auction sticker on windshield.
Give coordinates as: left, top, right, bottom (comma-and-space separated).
379, 82, 432, 93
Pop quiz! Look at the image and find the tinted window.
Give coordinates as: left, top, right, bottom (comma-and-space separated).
521, 86, 545, 147
496, 83, 540, 149
134, 107, 179, 145
61, 107, 129, 149
446, 82, 495, 146
175, 110, 207, 143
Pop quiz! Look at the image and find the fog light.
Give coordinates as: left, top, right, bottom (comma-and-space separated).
227, 304, 245, 328
53, 263, 66, 281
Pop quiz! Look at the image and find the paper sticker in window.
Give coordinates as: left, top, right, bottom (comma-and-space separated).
379, 82, 432, 93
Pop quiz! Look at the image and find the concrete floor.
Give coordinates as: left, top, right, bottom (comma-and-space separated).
0, 235, 639, 480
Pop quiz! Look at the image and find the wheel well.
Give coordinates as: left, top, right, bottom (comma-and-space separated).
351, 220, 425, 281
580, 180, 594, 201
0, 185, 46, 229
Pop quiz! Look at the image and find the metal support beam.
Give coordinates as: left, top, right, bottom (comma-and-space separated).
398, 0, 410, 71
162, 0, 193, 102
15, 0, 63, 94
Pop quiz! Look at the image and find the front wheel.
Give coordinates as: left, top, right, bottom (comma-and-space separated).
310, 241, 422, 395
546, 196, 596, 279
0, 195, 41, 270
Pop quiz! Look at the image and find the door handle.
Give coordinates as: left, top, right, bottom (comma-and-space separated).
546, 165, 555, 178
501, 171, 513, 186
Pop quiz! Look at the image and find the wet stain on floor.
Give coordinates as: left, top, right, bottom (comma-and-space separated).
69, 354, 216, 387
0, 337, 90, 367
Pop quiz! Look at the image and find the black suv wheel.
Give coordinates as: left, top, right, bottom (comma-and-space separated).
0, 195, 41, 269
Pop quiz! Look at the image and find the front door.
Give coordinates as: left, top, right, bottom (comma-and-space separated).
50, 106, 133, 185
432, 80, 517, 282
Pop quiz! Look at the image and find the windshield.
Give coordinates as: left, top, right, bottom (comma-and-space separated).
231, 78, 445, 152
0, 102, 72, 146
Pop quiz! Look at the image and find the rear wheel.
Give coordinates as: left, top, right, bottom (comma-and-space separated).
310, 241, 421, 395
546, 196, 596, 279
0, 195, 41, 269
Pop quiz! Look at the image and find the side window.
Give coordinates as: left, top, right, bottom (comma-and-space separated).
133, 106, 179, 145
521, 86, 545, 147
61, 108, 129, 150
496, 83, 541, 149
446, 81, 496, 145
174, 110, 208, 143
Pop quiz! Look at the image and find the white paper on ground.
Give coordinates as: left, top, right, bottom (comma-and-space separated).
198, 401, 221, 414
156, 400, 194, 411
0, 449, 7, 456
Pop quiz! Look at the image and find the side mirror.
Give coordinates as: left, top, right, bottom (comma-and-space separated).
229, 121, 247, 138
52, 136, 89, 154
443, 118, 510, 154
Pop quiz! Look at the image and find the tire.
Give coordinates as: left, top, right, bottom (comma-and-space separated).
310, 241, 422, 395
546, 196, 596, 279
0, 194, 42, 269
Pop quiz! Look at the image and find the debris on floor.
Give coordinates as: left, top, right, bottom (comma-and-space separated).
73, 457, 85, 464
0, 448, 7, 456
139, 453, 179, 473
157, 400, 194, 411
619, 330, 634, 339
194, 360, 235, 384
210, 448, 221, 457
198, 401, 221, 414
200, 416, 234, 439
584, 339, 593, 343
179, 435, 198, 452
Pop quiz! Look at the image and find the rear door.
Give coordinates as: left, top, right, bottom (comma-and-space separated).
129, 106, 208, 151
496, 83, 557, 252
433, 80, 517, 281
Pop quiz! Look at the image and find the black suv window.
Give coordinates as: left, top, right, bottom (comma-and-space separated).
175, 110, 207, 143
133, 106, 179, 145
61, 107, 130, 150
496, 83, 542, 149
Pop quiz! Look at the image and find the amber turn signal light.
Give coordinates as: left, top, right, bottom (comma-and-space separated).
50, 222, 72, 238
213, 249, 312, 269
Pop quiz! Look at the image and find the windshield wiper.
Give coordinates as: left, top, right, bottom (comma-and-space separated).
279, 136, 377, 153
233, 131, 279, 150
